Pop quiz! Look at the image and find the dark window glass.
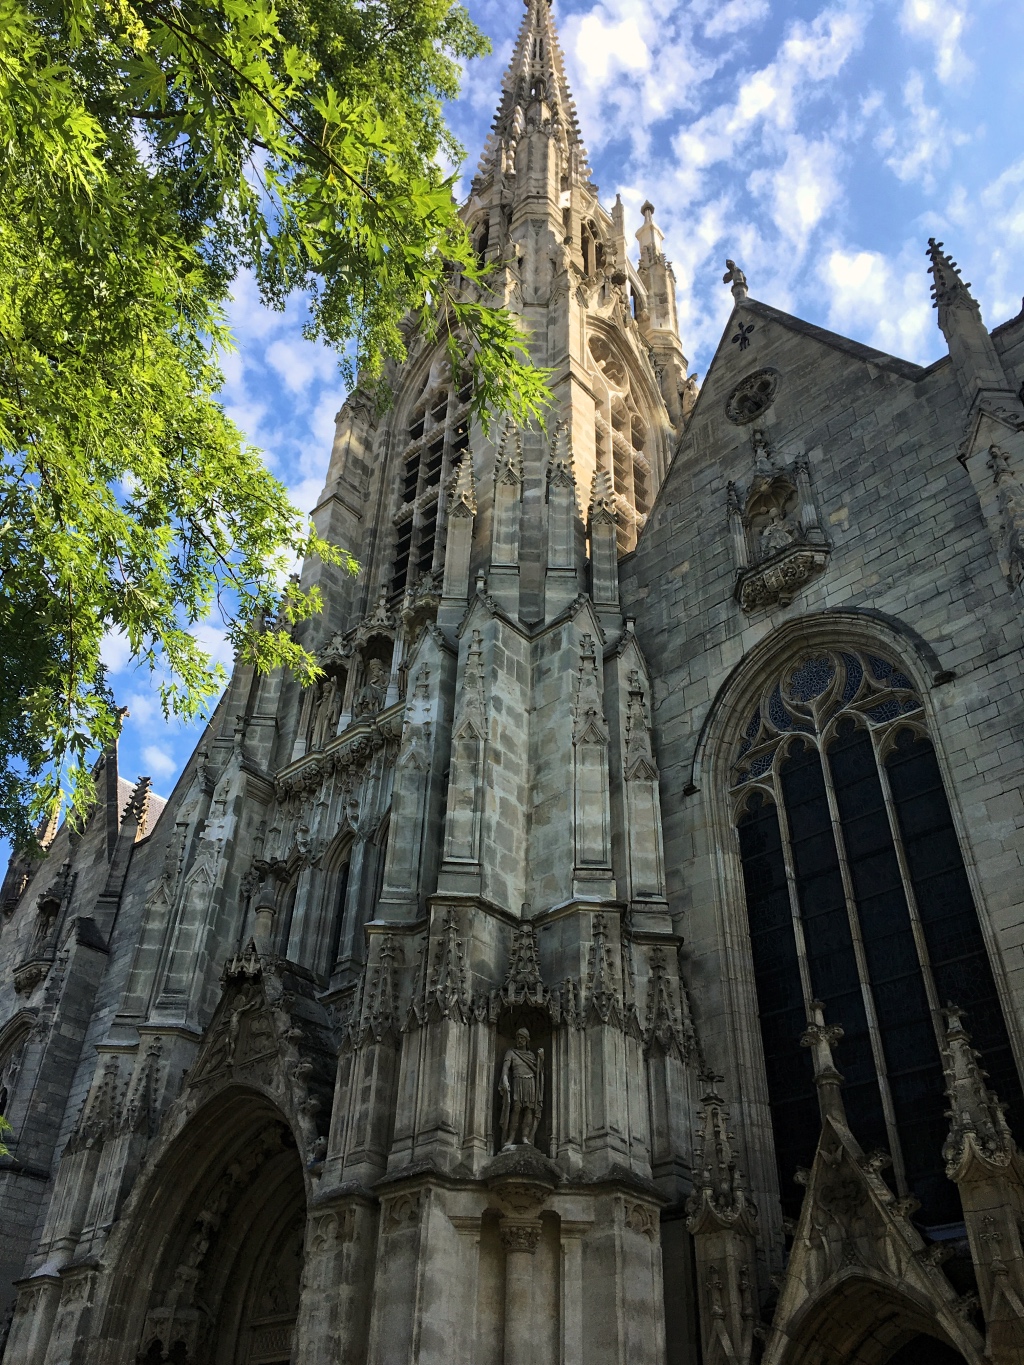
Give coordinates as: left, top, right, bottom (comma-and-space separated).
887, 729, 1024, 1142
827, 721, 954, 1222
779, 741, 889, 1158
737, 793, 816, 1215
326, 860, 351, 974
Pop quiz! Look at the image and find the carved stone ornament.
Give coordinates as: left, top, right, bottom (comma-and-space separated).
499, 1221, 542, 1254
725, 368, 779, 425
735, 544, 831, 612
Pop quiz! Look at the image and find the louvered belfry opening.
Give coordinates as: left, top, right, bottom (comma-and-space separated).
733, 648, 1023, 1225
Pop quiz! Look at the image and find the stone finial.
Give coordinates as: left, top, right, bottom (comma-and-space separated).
941, 1003, 1017, 1178
685, 1075, 757, 1234
361, 934, 399, 1043
499, 921, 546, 1008
122, 776, 152, 835
547, 420, 576, 490
448, 446, 477, 517
800, 999, 847, 1125
494, 420, 524, 487
723, 258, 749, 302
926, 238, 978, 316
584, 913, 620, 1025
426, 909, 468, 1021
587, 466, 618, 527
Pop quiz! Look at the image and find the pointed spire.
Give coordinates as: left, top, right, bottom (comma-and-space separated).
495, 921, 546, 1010
941, 1002, 1017, 1177
587, 466, 618, 527
448, 445, 477, 518
494, 420, 524, 487
547, 420, 576, 491
571, 634, 607, 743
362, 934, 399, 1043
426, 909, 468, 1021
800, 999, 847, 1126
477, 0, 591, 184
927, 238, 978, 317
584, 913, 621, 1025
686, 1075, 757, 1234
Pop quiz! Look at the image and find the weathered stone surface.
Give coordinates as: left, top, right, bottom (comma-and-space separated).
3, 4, 1024, 1363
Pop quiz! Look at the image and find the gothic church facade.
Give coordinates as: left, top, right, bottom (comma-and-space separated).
3, 2, 1024, 1362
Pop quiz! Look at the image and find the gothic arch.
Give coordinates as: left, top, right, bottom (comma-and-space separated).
320, 828, 355, 979
93, 1087, 307, 1365
770, 1270, 974, 1365
688, 611, 1024, 1235
0, 1007, 34, 1119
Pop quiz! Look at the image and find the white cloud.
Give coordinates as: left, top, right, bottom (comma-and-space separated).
702, 0, 770, 40
820, 246, 935, 361
562, 0, 714, 158
265, 338, 338, 395
879, 70, 967, 191
142, 744, 180, 780
192, 623, 236, 673
100, 629, 134, 676
899, 0, 972, 85
573, 11, 649, 88
671, 1, 867, 200
752, 135, 844, 246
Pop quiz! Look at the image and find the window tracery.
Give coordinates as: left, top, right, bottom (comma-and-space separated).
589, 332, 657, 552
390, 365, 472, 597
732, 646, 1024, 1226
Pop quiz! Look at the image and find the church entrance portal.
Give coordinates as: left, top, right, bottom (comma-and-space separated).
109, 1090, 306, 1365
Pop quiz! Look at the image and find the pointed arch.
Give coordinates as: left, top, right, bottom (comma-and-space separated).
694, 612, 1024, 1232
91, 1088, 307, 1365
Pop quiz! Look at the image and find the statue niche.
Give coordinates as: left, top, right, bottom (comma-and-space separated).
493, 1014, 551, 1155
499, 1027, 545, 1148
727, 429, 830, 613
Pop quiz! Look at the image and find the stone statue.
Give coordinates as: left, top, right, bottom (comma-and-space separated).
353, 659, 390, 718
759, 506, 794, 557
310, 674, 342, 750
723, 258, 748, 301
499, 1027, 545, 1148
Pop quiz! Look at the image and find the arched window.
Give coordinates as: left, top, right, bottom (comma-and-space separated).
733, 648, 1023, 1226
390, 369, 472, 596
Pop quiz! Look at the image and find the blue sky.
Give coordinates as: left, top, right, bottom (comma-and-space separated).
96, 0, 1024, 813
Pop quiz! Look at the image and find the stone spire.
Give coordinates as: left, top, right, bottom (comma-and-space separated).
800, 999, 847, 1126
942, 1002, 1017, 1176
686, 1076, 758, 1365
476, 0, 591, 186
940, 1004, 1024, 1357
926, 237, 1009, 400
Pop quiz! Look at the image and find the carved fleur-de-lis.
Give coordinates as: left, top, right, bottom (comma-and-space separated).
731, 322, 755, 351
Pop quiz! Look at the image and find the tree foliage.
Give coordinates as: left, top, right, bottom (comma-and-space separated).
0, 0, 550, 845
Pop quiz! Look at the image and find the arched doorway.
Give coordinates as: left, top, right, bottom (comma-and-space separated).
884, 1337, 967, 1365
768, 1271, 981, 1365
106, 1089, 307, 1365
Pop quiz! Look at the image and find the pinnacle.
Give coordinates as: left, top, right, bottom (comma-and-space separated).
476, 0, 591, 182
927, 236, 974, 310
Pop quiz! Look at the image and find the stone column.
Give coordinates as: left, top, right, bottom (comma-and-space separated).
500, 1219, 542, 1365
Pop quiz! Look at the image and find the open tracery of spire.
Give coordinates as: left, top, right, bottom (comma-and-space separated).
476, 0, 591, 184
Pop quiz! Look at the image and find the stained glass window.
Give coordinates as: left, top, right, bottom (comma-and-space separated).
732, 647, 1023, 1226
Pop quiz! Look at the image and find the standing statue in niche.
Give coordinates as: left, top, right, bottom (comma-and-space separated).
353, 659, 390, 718
499, 1027, 545, 1148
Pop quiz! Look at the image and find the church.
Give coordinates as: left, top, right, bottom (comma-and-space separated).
3, 0, 1024, 1361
